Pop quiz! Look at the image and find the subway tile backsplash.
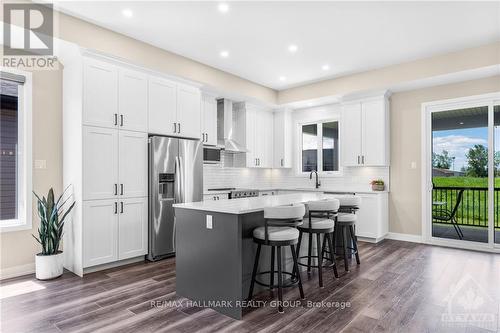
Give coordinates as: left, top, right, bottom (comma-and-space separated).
204, 152, 389, 191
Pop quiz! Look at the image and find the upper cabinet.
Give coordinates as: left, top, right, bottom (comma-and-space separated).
273, 110, 292, 168
176, 84, 201, 139
119, 69, 148, 132
83, 58, 119, 128
148, 79, 201, 139
244, 105, 273, 168
148, 77, 177, 136
341, 95, 389, 167
83, 58, 147, 132
201, 94, 218, 146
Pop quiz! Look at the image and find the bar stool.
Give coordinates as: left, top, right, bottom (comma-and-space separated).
335, 196, 361, 272
248, 204, 306, 313
296, 199, 340, 288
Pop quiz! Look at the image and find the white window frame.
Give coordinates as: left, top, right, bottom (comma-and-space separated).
0, 68, 32, 233
297, 118, 342, 177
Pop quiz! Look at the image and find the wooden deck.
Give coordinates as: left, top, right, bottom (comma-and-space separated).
1, 239, 500, 332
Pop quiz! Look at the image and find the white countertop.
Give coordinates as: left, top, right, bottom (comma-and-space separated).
174, 192, 335, 214
203, 187, 388, 196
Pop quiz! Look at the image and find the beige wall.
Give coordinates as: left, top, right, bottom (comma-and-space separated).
0, 68, 63, 274
390, 76, 500, 235
279, 42, 500, 104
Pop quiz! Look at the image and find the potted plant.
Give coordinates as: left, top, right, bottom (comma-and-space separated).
33, 187, 75, 280
370, 179, 385, 191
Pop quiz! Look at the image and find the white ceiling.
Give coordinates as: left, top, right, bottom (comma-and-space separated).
54, 1, 500, 90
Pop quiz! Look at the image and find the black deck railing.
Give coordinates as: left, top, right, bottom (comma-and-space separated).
432, 186, 500, 228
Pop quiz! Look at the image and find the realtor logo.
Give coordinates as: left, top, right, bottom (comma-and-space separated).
3, 3, 54, 56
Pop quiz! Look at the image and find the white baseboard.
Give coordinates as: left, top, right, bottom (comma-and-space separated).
0, 263, 35, 280
385, 232, 423, 243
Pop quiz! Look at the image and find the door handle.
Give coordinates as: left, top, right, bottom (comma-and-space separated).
357, 156, 360, 164
362, 155, 365, 164
120, 114, 123, 127
120, 201, 123, 214
120, 184, 123, 195
178, 123, 181, 133
174, 123, 177, 133
114, 183, 117, 195
206, 133, 208, 142
114, 202, 117, 214
281, 158, 283, 167
114, 113, 118, 126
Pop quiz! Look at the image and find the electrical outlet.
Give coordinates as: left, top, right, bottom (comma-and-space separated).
206, 215, 213, 229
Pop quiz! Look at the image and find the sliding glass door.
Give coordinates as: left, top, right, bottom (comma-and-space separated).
431, 106, 489, 243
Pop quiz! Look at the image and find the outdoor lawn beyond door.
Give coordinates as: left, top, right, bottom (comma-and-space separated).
429, 101, 500, 246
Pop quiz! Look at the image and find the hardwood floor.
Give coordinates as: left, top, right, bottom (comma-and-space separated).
2, 240, 500, 333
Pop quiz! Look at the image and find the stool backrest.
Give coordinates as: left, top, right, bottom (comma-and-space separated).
307, 199, 340, 212
264, 203, 306, 221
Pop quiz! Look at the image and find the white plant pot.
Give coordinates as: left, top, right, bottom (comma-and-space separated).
35, 252, 64, 280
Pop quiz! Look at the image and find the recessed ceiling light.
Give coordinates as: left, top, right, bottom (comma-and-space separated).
279, 76, 287, 82
459, 122, 464, 125
288, 44, 298, 53
218, 3, 229, 13
122, 9, 133, 18
322, 64, 330, 71
220, 50, 229, 58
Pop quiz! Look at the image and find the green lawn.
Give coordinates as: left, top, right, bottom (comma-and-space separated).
432, 177, 500, 228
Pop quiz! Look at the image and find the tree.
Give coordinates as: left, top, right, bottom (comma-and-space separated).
433, 150, 453, 169
466, 144, 488, 177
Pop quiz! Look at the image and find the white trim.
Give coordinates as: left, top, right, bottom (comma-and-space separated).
386, 232, 423, 243
421, 91, 500, 249
0, 263, 35, 280
0, 68, 32, 233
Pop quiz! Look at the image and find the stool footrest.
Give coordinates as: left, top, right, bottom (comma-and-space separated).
254, 271, 298, 289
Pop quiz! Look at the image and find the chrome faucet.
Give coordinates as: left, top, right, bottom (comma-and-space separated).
310, 170, 321, 189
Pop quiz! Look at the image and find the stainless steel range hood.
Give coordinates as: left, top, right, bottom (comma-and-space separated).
217, 99, 247, 153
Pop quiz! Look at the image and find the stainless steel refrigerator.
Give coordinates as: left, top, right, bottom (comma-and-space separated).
148, 136, 203, 261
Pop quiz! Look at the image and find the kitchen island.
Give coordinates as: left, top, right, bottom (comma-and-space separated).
173, 192, 329, 319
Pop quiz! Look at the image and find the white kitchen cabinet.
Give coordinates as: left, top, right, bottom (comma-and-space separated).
148, 76, 177, 136
341, 95, 389, 167
83, 58, 119, 129
83, 199, 119, 267
176, 84, 201, 139
119, 69, 148, 132
273, 110, 292, 168
201, 94, 218, 146
354, 193, 388, 241
118, 197, 148, 260
83, 126, 119, 201
245, 105, 273, 168
118, 131, 148, 198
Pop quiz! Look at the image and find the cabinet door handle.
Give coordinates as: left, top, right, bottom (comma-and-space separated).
114, 113, 118, 126
178, 123, 181, 133
281, 158, 283, 167
114, 184, 117, 195
114, 202, 118, 214
258, 158, 260, 166
362, 155, 365, 164
120, 201, 124, 214
120, 184, 123, 195
357, 156, 360, 164
206, 133, 208, 142
120, 114, 123, 127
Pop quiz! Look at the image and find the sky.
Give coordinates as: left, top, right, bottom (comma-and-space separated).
433, 127, 500, 171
